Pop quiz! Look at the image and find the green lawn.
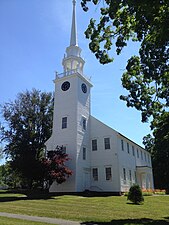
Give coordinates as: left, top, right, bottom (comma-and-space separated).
0, 191, 169, 224
0, 216, 56, 225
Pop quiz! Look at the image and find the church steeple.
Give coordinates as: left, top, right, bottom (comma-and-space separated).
62, 0, 85, 75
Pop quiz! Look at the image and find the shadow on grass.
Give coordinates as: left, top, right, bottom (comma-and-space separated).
0, 190, 57, 202
0, 196, 28, 202
80, 218, 169, 225
0, 190, 120, 202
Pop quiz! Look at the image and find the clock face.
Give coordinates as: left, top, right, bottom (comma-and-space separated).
81, 83, 87, 93
61, 81, 70, 91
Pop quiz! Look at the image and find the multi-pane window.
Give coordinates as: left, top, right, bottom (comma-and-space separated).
62, 146, 66, 153
62, 117, 67, 129
129, 170, 132, 181
92, 168, 98, 181
135, 171, 137, 183
92, 139, 97, 151
127, 143, 130, 154
137, 149, 139, 158
144, 152, 147, 161
148, 154, 150, 163
123, 168, 126, 181
121, 140, 124, 151
132, 146, 135, 156
141, 150, 143, 160
83, 147, 86, 160
104, 138, 110, 150
105, 167, 112, 180
82, 117, 86, 130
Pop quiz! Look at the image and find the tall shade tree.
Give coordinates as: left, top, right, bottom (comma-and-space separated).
81, 0, 169, 190
0, 89, 54, 189
81, 0, 169, 122
143, 112, 169, 192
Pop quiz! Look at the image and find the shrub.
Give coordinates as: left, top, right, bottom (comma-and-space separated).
127, 184, 144, 204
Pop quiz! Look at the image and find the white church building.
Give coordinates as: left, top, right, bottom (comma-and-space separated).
45, 0, 154, 194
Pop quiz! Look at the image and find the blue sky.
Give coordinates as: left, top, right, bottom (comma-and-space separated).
0, 0, 151, 164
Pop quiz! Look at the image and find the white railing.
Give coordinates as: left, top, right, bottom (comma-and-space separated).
55, 69, 91, 81
55, 68, 79, 78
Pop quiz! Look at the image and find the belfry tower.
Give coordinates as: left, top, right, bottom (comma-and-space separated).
45, 0, 93, 192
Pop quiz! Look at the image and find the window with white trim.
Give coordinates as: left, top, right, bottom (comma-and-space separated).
92, 139, 97, 151
135, 171, 137, 183
129, 170, 132, 181
123, 168, 126, 181
82, 117, 86, 130
92, 168, 98, 181
105, 167, 112, 180
121, 140, 124, 151
144, 152, 147, 161
132, 146, 135, 156
127, 143, 130, 154
104, 137, 110, 150
83, 147, 86, 160
62, 117, 67, 129
141, 150, 143, 160
61, 145, 66, 153
148, 154, 150, 163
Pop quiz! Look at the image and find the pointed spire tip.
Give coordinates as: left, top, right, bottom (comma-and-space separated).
70, 0, 78, 46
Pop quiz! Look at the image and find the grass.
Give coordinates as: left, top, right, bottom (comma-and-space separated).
0, 190, 169, 224
0, 216, 56, 225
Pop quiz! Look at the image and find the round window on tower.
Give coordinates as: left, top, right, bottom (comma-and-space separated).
81, 83, 87, 93
61, 81, 70, 91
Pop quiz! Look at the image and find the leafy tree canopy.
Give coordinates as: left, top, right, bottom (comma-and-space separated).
0, 89, 54, 188
0, 162, 20, 189
143, 112, 169, 192
81, 0, 169, 122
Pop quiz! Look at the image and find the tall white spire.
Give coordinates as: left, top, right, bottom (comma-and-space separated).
70, 0, 78, 46
62, 0, 85, 75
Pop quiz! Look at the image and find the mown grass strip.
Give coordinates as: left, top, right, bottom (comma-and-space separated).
0, 191, 169, 224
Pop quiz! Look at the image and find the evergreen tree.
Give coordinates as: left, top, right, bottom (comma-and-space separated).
127, 184, 144, 204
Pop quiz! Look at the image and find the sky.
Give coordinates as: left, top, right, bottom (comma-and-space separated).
0, 0, 151, 164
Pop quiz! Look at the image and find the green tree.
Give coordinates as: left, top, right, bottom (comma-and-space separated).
0, 162, 20, 189
81, 0, 169, 190
81, 0, 169, 122
127, 184, 144, 204
0, 164, 7, 188
143, 112, 169, 193
0, 89, 54, 189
